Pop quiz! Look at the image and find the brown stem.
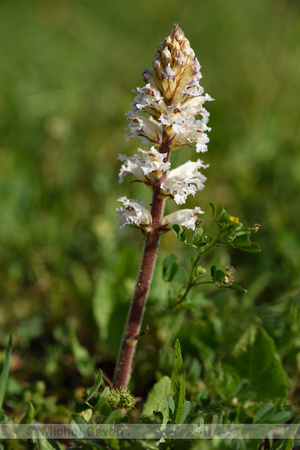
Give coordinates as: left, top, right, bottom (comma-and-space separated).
113, 140, 170, 389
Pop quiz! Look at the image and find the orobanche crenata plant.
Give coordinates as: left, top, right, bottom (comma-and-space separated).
114, 25, 260, 390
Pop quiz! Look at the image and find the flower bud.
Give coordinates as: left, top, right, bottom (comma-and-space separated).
125, 24, 212, 152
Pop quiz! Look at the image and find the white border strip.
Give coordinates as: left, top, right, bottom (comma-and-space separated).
0, 423, 299, 440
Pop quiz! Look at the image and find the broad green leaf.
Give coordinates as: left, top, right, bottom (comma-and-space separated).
178, 400, 191, 424
195, 240, 209, 248
269, 410, 293, 423
232, 234, 252, 247
32, 434, 63, 450
142, 376, 171, 416
171, 339, 186, 424
20, 402, 35, 424
195, 266, 206, 276
218, 208, 230, 222
281, 440, 294, 450
72, 415, 87, 425
232, 235, 261, 252
205, 235, 213, 244
162, 254, 177, 281
192, 234, 202, 247
103, 409, 127, 424
211, 265, 217, 280
162, 254, 187, 283
166, 396, 175, 415
92, 271, 116, 342
223, 284, 247, 294
171, 223, 187, 243
86, 370, 102, 402
164, 395, 175, 420
192, 226, 203, 241
69, 322, 94, 377
254, 403, 276, 423
0, 335, 12, 410
166, 262, 179, 282
192, 228, 204, 247
71, 416, 86, 439
224, 327, 288, 401
171, 267, 188, 283
239, 241, 261, 252
95, 395, 111, 416
100, 386, 110, 398
215, 270, 225, 281
280, 422, 299, 450
209, 202, 216, 218
211, 265, 225, 281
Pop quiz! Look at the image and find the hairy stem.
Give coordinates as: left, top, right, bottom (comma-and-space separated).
113, 141, 170, 389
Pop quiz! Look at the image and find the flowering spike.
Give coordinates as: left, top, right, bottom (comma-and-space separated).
126, 23, 213, 152
114, 26, 212, 389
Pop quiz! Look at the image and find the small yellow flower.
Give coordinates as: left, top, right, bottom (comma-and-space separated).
229, 216, 239, 224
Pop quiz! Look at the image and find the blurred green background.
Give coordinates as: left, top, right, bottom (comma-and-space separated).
0, 0, 300, 418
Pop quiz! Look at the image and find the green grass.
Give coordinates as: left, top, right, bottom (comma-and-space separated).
0, 0, 300, 447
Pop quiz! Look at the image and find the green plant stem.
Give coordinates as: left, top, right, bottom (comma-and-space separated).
170, 231, 223, 308
113, 138, 170, 389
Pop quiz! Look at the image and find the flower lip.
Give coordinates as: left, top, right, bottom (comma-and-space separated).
124, 114, 163, 145
162, 206, 204, 230
161, 160, 208, 205
118, 147, 170, 184
116, 197, 152, 229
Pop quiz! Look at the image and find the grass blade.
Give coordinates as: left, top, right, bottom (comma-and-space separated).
0, 335, 12, 410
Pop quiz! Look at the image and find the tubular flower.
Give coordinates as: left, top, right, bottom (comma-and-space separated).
162, 207, 204, 231
118, 147, 170, 185
117, 197, 152, 230
161, 160, 208, 204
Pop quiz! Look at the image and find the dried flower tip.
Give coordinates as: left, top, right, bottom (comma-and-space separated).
223, 265, 236, 285
145, 25, 202, 104
126, 25, 212, 151
253, 223, 261, 233
116, 197, 152, 230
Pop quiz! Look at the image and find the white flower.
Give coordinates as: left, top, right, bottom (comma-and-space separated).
116, 197, 152, 229
161, 160, 208, 204
162, 207, 204, 230
118, 147, 170, 184
124, 113, 163, 145
160, 97, 212, 152
131, 84, 165, 118
181, 94, 213, 116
